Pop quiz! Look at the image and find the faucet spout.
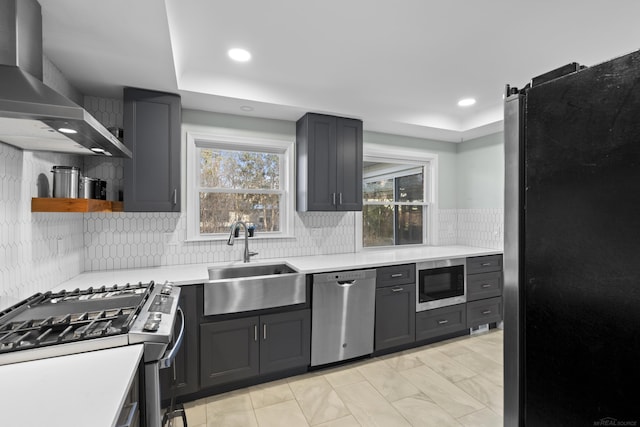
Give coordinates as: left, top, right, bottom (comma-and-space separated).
227, 221, 258, 263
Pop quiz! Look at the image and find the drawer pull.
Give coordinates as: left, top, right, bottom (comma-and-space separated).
391, 287, 404, 292
481, 262, 492, 267
482, 310, 492, 315
437, 319, 449, 325
481, 284, 492, 289
390, 273, 403, 278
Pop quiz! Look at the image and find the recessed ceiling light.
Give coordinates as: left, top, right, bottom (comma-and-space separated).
58, 127, 77, 134
228, 48, 251, 62
457, 98, 476, 107
240, 105, 254, 112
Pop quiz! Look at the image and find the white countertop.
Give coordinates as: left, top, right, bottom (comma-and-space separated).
0, 344, 144, 427
51, 245, 501, 291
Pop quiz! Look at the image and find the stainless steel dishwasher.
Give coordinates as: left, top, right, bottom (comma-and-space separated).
311, 269, 376, 366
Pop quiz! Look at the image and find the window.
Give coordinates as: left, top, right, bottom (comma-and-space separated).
186, 133, 294, 240
359, 145, 437, 248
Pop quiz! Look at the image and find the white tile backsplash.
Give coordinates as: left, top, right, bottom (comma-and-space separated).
0, 143, 85, 299
82, 211, 357, 271
456, 208, 504, 250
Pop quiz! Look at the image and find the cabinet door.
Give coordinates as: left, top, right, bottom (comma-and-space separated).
200, 317, 259, 388
375, 285, 415, 351
297, 113, 337, 211
160, 285, 200, 399
123, 87, 181, 212
260, 309, 311, 375
335, 117, 363, 211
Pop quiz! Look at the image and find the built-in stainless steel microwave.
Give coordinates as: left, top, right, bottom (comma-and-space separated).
416, 258, 466, 311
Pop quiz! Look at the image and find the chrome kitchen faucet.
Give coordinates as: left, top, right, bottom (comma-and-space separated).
227, 221, 258, 262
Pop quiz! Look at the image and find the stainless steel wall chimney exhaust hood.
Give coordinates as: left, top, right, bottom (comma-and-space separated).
0, 0, 132, 158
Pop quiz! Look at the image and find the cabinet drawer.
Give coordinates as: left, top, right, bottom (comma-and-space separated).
467, 271, 503, 301
376, 264, 416, 288
466, 297, 503, 328
466, 255, 503, 274
415, 304, 466, 341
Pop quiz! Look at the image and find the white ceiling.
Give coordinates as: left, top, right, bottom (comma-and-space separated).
38, 0, 640, 142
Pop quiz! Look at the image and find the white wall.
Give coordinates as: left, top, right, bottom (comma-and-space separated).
456, 132, 504, 209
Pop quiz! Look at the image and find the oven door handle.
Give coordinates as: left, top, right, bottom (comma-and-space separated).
159, 306, 185, 370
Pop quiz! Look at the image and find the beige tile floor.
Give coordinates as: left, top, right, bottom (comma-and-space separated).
176, 329, 503, 427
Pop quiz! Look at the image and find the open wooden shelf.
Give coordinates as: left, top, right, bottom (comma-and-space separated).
31, 198, 124, 213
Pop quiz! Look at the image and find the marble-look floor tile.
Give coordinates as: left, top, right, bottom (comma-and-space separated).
400, 365, 485, 418
415, 348, 478, 383
184, 399, 207, 425
461, 338, 503, 365
323, 364, 367, 388
455, 375, 504, 415
436, 341, 475, 358
392, 393, 463, 427
334, 381, 411, 427
249, 378, 295, 409
206, 390, 257, 427
356, 359, 421, 402
381, 350, 425, 371
457, 407, 503, 427
452, 351, 503, 387
288, 375, 350, 425
315, 415, 362, 427
254, 399, 309, 427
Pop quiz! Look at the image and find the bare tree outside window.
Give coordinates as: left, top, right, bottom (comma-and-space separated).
198, 148, 282, 234
363, 163, 427, 247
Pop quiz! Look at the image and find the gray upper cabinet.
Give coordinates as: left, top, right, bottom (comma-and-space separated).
296, 113, 363, 211
123, 87, 181, 212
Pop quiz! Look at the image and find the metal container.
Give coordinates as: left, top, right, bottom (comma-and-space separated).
96, 179, 107, 200
51, 166, 79, 198
80, 176, 98, 199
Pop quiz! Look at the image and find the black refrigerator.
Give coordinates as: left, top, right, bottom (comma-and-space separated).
504, 49, 640, 426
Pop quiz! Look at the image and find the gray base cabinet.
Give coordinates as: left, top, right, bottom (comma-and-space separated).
123, 87, 181, 212
466, 255, 504, 328
200, 309, 310, 388
160, 285, 199, 400
200, 316, 260, 388
260, 310, 311, 375
374, 264, 416, 351
415, 304, 467, 341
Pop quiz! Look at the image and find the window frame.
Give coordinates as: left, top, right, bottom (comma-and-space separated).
356, 143, 439, 250
186, 131, 295, 241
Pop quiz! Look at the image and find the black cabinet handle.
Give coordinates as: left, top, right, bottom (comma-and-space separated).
482, 310, 492, 315
438, 319, 449, 325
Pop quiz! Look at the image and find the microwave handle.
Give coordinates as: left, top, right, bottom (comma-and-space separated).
159, 307, 185, 370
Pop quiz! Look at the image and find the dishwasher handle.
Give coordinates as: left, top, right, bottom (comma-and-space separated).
337, 280, 356, 286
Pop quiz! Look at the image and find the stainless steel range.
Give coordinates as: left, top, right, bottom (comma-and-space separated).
0, 281, 183, 427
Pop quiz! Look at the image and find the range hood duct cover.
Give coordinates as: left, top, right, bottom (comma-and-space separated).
0, 0, 131, 158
